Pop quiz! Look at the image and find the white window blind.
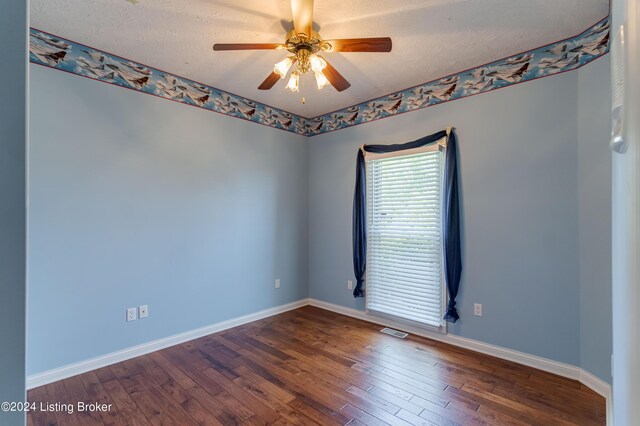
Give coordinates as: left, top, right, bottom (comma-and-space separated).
365, 148, 444, 328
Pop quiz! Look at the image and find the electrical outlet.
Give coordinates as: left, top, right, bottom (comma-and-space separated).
275, 279, 281, 289
474, 303, 483, 316
126, 307, 137, 322
139, 305, 148, 319
347, 280, 353, 290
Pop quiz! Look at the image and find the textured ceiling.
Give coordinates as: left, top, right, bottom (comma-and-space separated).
31, 0, 609, 117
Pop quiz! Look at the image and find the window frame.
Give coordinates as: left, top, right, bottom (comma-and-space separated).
363, 139, 448, 334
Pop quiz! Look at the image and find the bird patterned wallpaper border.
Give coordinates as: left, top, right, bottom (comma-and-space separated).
29, 17, 609, 137
305, 17, 610, 136
29, 28, 308, 135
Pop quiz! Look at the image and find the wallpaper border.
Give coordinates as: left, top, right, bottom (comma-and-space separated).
304, 16, 610, 136
29, 16, 610, 137
29, 28, 309, 135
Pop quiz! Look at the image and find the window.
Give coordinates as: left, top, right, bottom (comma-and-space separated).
365, 143, 444, 328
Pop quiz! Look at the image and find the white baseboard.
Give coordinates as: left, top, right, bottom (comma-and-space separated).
26, 298, 311, 390
307, 298, 581, 378
580, 369, 613, 425
27, 296, 612, 424
307, 298, 612, 423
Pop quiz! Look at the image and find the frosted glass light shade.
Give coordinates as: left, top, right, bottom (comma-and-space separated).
309, 55, 327, 74
274, 57, 294, 78
315, 71, 330, 90
286, 71, 300, 92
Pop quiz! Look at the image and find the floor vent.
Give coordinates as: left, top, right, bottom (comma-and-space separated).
380, 328, 409, 339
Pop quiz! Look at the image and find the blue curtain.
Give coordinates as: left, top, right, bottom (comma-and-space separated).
352, 129, 462, 323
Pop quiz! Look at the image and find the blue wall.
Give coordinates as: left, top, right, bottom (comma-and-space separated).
308, 72, 583, 366
27, 53, 612, 383
0, 0, 27, 424
578, 56, 612, 383
27, 65, 309, 375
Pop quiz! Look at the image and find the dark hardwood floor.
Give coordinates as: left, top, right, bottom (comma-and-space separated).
27, 306, 606, 425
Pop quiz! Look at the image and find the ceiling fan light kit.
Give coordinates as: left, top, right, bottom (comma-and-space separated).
212, 0, 392, 97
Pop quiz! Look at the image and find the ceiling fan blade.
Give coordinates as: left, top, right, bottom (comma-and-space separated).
258, 72, 281, 90
319, 56, 351, 92
291, 0, 314, 36
324, 37, 392, 52
212, 43, 282, 51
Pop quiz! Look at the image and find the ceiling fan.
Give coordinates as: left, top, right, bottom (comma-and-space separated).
212, 0, 392, 94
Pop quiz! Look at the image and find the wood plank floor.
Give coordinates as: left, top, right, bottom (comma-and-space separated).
27, 306, 606, 425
